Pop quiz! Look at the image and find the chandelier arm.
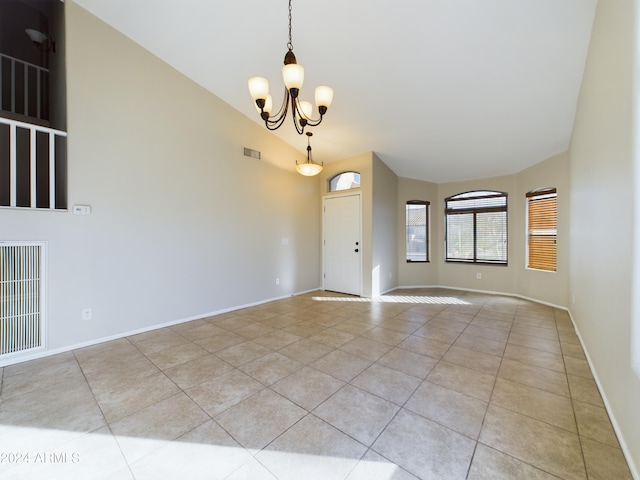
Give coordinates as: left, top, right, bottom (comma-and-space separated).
292, 121, 305, 135
290, 96, 305, 134
263, 87, 290, 129
302, 116, 325, 128
290, 98, 323, 127
265, 108, 289, 131
290, 98, 311, 133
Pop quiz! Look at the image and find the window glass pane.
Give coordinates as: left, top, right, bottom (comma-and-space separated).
329, 172, 360, 192
476, 211, 507, 262
406, 202, 428, 262
446, 193, 506, 211
446, 213, 474, 261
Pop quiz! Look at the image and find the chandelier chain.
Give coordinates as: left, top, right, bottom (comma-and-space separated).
287, 0, 293, 51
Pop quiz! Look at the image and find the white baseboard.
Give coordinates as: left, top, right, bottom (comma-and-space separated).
566, 309, 639, 480
396, 284, 637, 478
0, 287, 322, 368
395, 284, 569, 311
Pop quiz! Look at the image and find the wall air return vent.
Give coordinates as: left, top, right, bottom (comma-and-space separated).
1, 241, 46, 358
243, 147, 261, 160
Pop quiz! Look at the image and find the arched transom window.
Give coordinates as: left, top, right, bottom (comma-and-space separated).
329, 172, 360, 192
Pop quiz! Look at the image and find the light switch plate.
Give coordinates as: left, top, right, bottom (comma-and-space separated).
72, 205, 91, 215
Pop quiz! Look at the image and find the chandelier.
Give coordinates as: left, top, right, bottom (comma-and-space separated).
248, 0, 333, 135
296, 132, 323, 176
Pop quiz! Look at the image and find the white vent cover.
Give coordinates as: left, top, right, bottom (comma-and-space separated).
1, 242, 46, 357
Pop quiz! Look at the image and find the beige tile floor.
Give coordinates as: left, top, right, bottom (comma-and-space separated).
0, 288, 634, 480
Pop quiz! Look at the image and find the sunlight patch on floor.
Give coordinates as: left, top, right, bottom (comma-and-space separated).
313, 295, 471, 305
0, 425, 400, 480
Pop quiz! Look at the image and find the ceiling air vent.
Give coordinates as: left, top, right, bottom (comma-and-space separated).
243, 147, 261, 160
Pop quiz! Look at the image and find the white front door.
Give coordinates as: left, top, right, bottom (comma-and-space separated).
323, 194, 362, 296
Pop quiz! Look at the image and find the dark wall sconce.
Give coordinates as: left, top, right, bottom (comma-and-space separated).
25, 28, 56, 53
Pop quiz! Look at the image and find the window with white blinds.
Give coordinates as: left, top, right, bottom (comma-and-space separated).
445, 191, 508, 264
406, 200, 429, 262
526, 188, 557, 271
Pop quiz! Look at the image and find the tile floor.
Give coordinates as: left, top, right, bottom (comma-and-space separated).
0, 288, 634, 479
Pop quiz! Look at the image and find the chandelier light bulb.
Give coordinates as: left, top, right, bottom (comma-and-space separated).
299, 100, 313, 120
315, 86, 334, 111
282, 63, 304, 92
248, 77, 269, 103
262, 95, 273, 115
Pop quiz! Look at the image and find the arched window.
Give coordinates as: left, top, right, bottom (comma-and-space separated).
526, 188, 557, 271
329, 171, 360, 192
445, 190, 508, 264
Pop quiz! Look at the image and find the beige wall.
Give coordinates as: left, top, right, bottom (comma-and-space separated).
317, 152, 398, 297
372, 153, 398, 295
1, 1, 322, 360
514, 152, 570, 306
397, 177, 439, 287
435, 174, 519, 294
393, 155, 570, 309
569, 0, 639, 475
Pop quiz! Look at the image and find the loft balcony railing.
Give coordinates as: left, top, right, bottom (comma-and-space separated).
0, 117, 67, 210
1, 52, 50, 122
0, 53, 67, 211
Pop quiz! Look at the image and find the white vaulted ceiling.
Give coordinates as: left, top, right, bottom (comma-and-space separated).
73, 0, 597, 182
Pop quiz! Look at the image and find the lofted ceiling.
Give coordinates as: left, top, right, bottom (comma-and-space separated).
73, 0, 597, 183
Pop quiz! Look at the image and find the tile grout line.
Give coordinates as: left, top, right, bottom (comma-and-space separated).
557, 306, 592, 480
461, 297, 514, 479
122, 332, 265, 476
70, 348, 138, 480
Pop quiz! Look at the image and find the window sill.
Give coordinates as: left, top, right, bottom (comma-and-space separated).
525, 267, 557, 273
445, 260, 508, 266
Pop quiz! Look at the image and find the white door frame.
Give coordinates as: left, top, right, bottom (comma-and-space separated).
322, 192, 363, 296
